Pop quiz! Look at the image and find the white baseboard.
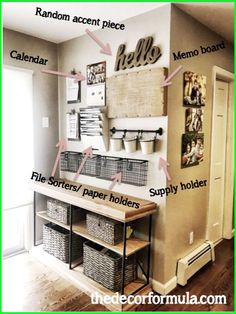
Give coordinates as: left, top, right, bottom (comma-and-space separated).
222, 230, 234, 240
152, 276, 177, 295
213, 238, 223, 246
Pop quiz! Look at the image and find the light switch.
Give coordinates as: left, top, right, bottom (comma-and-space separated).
42, 117, 49, 128
189, 231, 194, 245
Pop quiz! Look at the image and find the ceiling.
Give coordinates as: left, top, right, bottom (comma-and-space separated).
3, 2, 234, 44
176, 2, 234, 44
2, 2, 166, 43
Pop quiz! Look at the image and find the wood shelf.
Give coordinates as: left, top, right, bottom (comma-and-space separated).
31, 244, 150, 312
32, 180, 157, 222
37, 211, 70, 230
37, 211, 150, 256
73, 221, 150, 256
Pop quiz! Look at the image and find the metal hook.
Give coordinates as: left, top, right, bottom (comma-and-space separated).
154, 131, 158, 140
71, 68, 77, 75
110, 127, 116, 137
140, 130, 144, 139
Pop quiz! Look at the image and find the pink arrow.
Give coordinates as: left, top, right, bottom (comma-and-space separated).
159, 157, 171, 181
109, 172, 122, 190
74, 146, 93, 181
85, 28, 112, 56
51, 139, 67, 177
42, 69, 85, 82
161, 65, 183, 87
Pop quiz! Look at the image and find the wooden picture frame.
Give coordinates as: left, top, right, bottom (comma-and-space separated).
87, 61, 106, 85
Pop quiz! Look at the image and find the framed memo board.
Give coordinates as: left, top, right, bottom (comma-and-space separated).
106, 67, 167, 118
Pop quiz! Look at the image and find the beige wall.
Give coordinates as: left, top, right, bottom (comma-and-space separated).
3, 4, 233, 288
57, 5, 171, 283
3, 28, 59, 176
164, 5, 233, 283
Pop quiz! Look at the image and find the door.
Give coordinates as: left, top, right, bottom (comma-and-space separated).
208, 80, 229, 243
2, 66, 34, 257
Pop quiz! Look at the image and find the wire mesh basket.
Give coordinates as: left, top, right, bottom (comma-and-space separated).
60, 151, 79, 172
121, 159, 148, 186
60, 152, 69, 171
80, 154, 99, 177
97, 156, 122, 180
60, 151, 148, 186
68, 152, 79, 172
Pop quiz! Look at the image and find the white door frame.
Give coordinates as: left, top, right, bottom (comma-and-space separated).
207, 66, 234, 241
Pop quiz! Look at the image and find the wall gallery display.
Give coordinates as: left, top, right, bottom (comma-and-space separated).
181, 133, 204, 168
87, 61, 106, 85
183, 71, 206, 106
185, 108, 203, 132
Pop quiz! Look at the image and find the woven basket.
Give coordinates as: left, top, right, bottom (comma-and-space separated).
43, 223, 83, 263
47, 199, 70, 224
86, 213, 123, 245
83, 241, 136, 291
47, 199, 83, 225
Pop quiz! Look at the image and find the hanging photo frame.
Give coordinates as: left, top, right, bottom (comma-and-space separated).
181, 133, 204, 168
87, 61, 106, 85
185, 108, 204, 132
183, 71, 206, 107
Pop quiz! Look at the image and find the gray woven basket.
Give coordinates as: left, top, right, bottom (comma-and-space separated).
86, 213, 123, 245
83, 241, 136, 292
47, 198, 82, 225
43, 223, 83, 263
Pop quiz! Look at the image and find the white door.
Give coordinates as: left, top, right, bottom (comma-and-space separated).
208, 80, 229, 243
2, 67, 34, 257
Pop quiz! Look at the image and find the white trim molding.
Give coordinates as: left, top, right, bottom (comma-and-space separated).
207, 66, 234, 242
152, 276, 177, 295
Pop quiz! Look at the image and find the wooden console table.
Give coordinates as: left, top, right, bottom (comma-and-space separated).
31, 180, 157, 311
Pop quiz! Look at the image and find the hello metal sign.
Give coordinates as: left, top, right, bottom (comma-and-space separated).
114, 36, 162, 71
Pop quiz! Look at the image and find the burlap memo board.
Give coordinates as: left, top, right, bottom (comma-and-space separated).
106, 68, 166, 118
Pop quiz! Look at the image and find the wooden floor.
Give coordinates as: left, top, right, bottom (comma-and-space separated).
137, 238, 234, 312
2, 253, 108, 312
2, 239, 233, 312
